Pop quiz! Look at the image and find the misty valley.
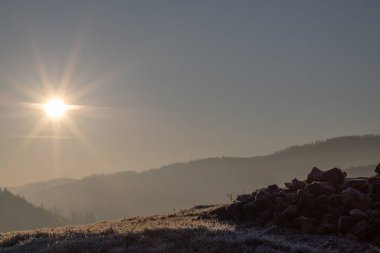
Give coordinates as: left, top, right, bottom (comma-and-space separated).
2, 135, 379, 232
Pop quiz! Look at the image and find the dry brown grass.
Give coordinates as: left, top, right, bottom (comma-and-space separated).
0, 205, 378, 253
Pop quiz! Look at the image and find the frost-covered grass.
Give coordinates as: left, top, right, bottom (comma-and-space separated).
0, 205, 378, 253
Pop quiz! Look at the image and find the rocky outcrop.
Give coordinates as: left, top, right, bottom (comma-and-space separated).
209, 163, 380, 243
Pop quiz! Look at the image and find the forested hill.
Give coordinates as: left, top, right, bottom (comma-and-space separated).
0, 188, 64, 232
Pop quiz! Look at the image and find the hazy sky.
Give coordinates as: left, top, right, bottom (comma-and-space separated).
0, 1, 379, 185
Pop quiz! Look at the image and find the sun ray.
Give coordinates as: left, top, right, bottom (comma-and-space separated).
32, 48, 55, 97
58, 36, 84, 97
64, 116, 107, 170
51, 120, 62, 177
2, 75, 45, 104
4, 30, 119, 178
5, 117, 49, 168
68, 67, 123, 102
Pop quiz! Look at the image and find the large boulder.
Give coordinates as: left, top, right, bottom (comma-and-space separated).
284, 192, 297, 204
350, 209, 369, 221
319, 168, 346, 186
307, 167, 323, 183
317, 214, 338, 233
292, 178, 307, 189
285, 178, 306, 191
258, 206, 274, 222
236, 194, 254, 202
369, 210, 380, 224
297, 216, 317, 233
375, 163, 380, 176
255, 188, 273, 204
342, 187, 371, 210
305, 181, 335, 196
208, 202, 244, 220
350, 220, 368, 239
281, 205, 298, 219
342, 178, 368, 192
244, 200, 267, 214
368, 177, 380, 196
338, 216, 353, 233
267, 184, 279, 192
327, 194, 342, 206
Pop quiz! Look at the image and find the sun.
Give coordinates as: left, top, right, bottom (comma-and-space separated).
43, 98, 68, 118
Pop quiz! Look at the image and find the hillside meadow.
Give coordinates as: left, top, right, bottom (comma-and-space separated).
0, 205, 378, 253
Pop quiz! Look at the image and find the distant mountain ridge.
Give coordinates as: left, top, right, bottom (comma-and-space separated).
10, 178, 76, 197
8, 135, 380, 221
345, 164, 377, 177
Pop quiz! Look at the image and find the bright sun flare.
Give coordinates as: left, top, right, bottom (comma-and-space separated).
43, 98, 68, 118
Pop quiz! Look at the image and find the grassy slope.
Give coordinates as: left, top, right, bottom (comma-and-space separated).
0, 205, 378, 253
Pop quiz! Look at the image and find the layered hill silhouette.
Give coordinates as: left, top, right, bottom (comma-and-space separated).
0, 188, 64, 232
9, 135, 380, 221
10, 178, 76, 198
346, 164, 376, 178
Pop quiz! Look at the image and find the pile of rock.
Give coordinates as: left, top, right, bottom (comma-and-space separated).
209, 164, 380, 242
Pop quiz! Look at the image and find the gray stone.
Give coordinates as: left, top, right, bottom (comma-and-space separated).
305, 182, 335, 196
338, 216, 352, 233
255, 189, 272, 203
375, 163, 380, 175
345, 233, 359, 241
209, 202, 244, 219
307, 167, 323, 183
327, 194, 342, 206
350, 209, 369, 221
259, 206, 274, 221
236, 194, 253, 202
350, 220, 368, 239
267, 184, 279, 192
244, 200, 267, 214
274, 196, 285, 204
284, 182, 294, 190
292, 178, 306, 189
281, 205, 298, 219
284, 192, 297, 204
342, 187, 371, 210
342, 178, 368, 191
368, 183, 375, 195
319, 167, 346, 186
297, 216, 317, 233
369, 177, 380, 199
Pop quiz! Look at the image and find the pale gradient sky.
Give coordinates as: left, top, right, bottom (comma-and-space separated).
0, 0, 379, 185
